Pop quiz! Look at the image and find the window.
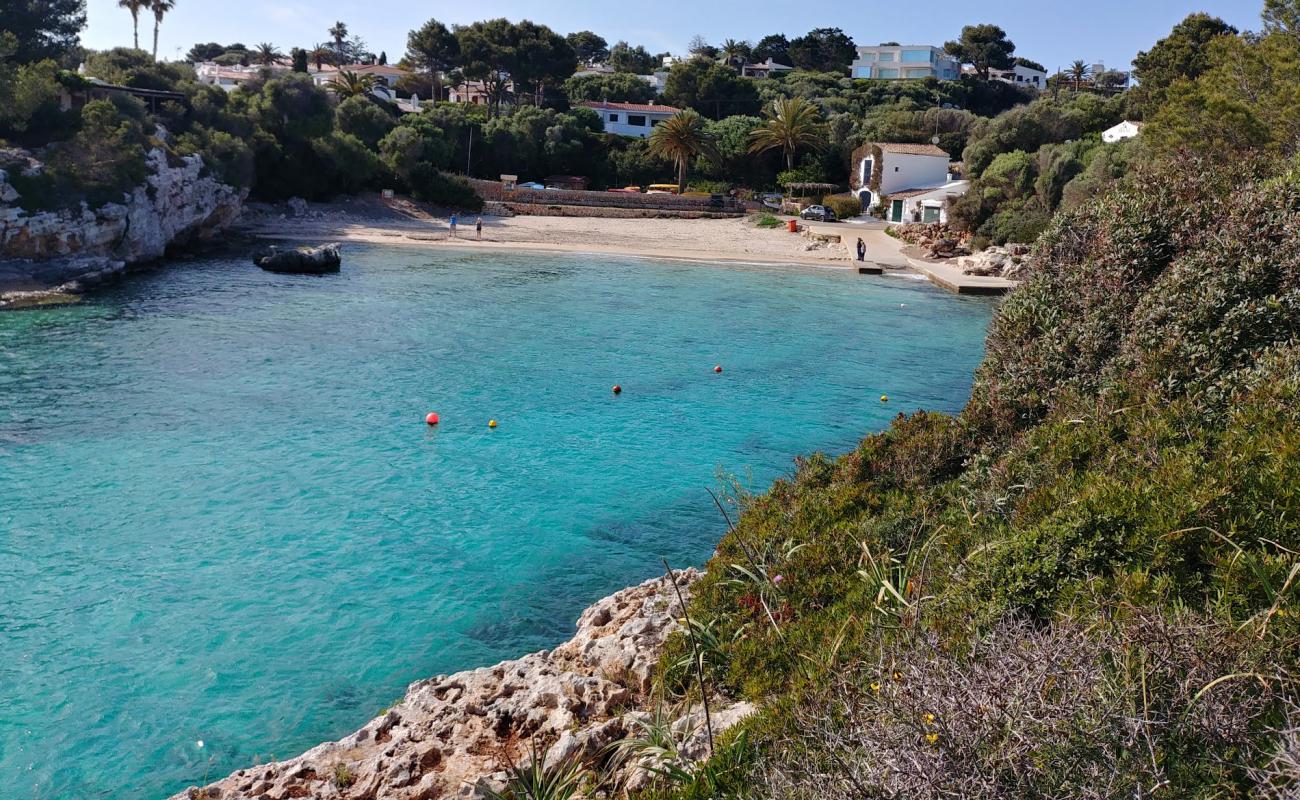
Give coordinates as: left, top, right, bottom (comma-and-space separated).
878, 68, 899, 79
628, 114, 647, 126
878, 51, 896, 62
901, 49, 930, 63
651, 118, 661, 127
609, 113, 619, 122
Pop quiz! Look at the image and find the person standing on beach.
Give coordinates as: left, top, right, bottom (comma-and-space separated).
449, 213, 458, 238
856, 238, 866, 262
476, 217, 483, 241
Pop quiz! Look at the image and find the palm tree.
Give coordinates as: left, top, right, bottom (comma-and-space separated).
1068, 60, 1092, 92
118, 0, 145, 50
309, 44, 333, 70
649, 110, 718, 194
329, 70, 376, 98
748, 97, 827, 171
720, 38, 749, 69
329, 21, 349, 61
149, 0, 175, 60
254, 42, 283, 66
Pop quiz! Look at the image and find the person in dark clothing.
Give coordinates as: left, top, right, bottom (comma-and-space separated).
856, 238, 867, 261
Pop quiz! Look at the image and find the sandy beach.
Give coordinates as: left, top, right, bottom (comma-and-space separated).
237, 196, 913, 271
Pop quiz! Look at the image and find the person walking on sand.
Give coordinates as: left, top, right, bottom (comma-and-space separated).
476, 217, 483, 241
449, 213, 458, 238
856, 237, 866, 262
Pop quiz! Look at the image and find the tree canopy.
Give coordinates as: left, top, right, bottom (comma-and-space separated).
944, 23, 1016, 79
1131, 13, 1237, 113
786, 28, 856, 73
2, 0, 85, 63
661, 59, 761, 120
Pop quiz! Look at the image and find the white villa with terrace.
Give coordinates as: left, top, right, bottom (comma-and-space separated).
577, 101, 682, 138
849, 142, 968, 224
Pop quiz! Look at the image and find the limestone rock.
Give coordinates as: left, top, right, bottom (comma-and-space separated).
0, 138, 246, 304
172, 570, 704, 800
255, 243, 342, 274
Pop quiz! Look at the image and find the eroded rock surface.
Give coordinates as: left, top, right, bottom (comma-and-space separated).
171, 569, 752, 800
0, 140, 245, 308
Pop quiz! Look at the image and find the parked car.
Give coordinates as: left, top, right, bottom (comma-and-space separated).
518, 182, 545, 190
800, 205, 838, 222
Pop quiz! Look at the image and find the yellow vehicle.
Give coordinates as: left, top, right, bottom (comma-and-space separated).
646, 184, 680, 195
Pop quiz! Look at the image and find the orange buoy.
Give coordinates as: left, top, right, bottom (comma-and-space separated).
425, 412, 440, 425
488, 419, 498, 428
714, 365, 723, 374
612, 384, 622, 394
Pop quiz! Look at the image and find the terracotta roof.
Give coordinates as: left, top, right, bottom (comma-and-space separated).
577, 100, 682, 114
874, 142, 950, 157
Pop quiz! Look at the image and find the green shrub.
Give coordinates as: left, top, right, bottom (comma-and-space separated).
822, 194, 862, 219
335, 95, 396, 149
408, 164, 483, 211
753, 213, 782, 228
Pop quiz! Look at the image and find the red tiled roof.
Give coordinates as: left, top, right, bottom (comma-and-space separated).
874, 142, 950, 157
578, 100, 682, 114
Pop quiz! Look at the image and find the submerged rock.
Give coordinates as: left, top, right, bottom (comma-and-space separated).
170, 570, 758, 800
254, 243, 342, 274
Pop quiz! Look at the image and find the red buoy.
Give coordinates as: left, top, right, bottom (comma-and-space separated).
714, 365, 723, 373
425, 412, 440, 425
612, 384, 622, 394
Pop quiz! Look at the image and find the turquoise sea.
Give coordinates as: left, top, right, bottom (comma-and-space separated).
0, 244, 994, 798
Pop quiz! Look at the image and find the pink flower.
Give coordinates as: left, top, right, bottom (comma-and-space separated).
773, 574, 784, 585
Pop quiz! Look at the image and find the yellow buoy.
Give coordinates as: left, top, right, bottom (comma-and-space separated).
880, 395, 889, 403
488, 419, 498, 428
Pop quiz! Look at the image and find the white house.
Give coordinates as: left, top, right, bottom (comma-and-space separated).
851, 45, 960, 81
849, 142, 967, 224
988, 62, 1048, 92
740, 58, 794, 79
1102, 120, 1144, 143
577, 100, 682, 138
194, 61, 286, 91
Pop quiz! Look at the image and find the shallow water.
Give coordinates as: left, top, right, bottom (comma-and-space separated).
0, 245, 994, 798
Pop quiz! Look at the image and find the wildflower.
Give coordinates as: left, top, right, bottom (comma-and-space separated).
870, 682, 881, 692
925, 733, 939, 745
924, 713, 935, 725
773, 574, 784, 585
892, 670, 903, 681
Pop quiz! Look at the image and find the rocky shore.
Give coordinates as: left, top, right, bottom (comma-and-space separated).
0, 139, 245, 309
174, 569, 752, 800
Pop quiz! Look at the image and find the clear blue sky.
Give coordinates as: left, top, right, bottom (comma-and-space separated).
82, 0, 1264, 71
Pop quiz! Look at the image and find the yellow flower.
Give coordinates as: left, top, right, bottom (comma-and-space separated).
892, 671, 903, 681
925, 733, 939, 745
924, 713, 935, 724
870, 682, 881, 692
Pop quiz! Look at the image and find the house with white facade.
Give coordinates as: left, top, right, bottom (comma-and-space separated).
194, 61, 288, 91
740, 58, 794, 79
1102, 120, 1144, 143
988, 62, 1048, 92
851, 45, 960, 81
849, 142, 967, 224
577, 101, 682, 138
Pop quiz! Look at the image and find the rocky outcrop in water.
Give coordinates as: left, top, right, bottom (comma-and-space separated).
0, 140, 245, 309
255, 243, 342, 274
172, 569, 752, 800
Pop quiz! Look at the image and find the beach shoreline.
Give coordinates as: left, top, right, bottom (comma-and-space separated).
235, 197, 916, 274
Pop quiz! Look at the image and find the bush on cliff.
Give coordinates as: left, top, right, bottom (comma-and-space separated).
655, 152, 1300, 798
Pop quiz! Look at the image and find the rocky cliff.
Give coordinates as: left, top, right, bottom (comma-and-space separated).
173, 569, 752, 800
0, 141, 245, 308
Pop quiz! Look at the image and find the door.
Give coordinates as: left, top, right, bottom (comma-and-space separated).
922, 205, 941, 224
890, 199, 904, 223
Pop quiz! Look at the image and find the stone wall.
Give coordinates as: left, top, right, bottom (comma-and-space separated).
466, 178, 743, 216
